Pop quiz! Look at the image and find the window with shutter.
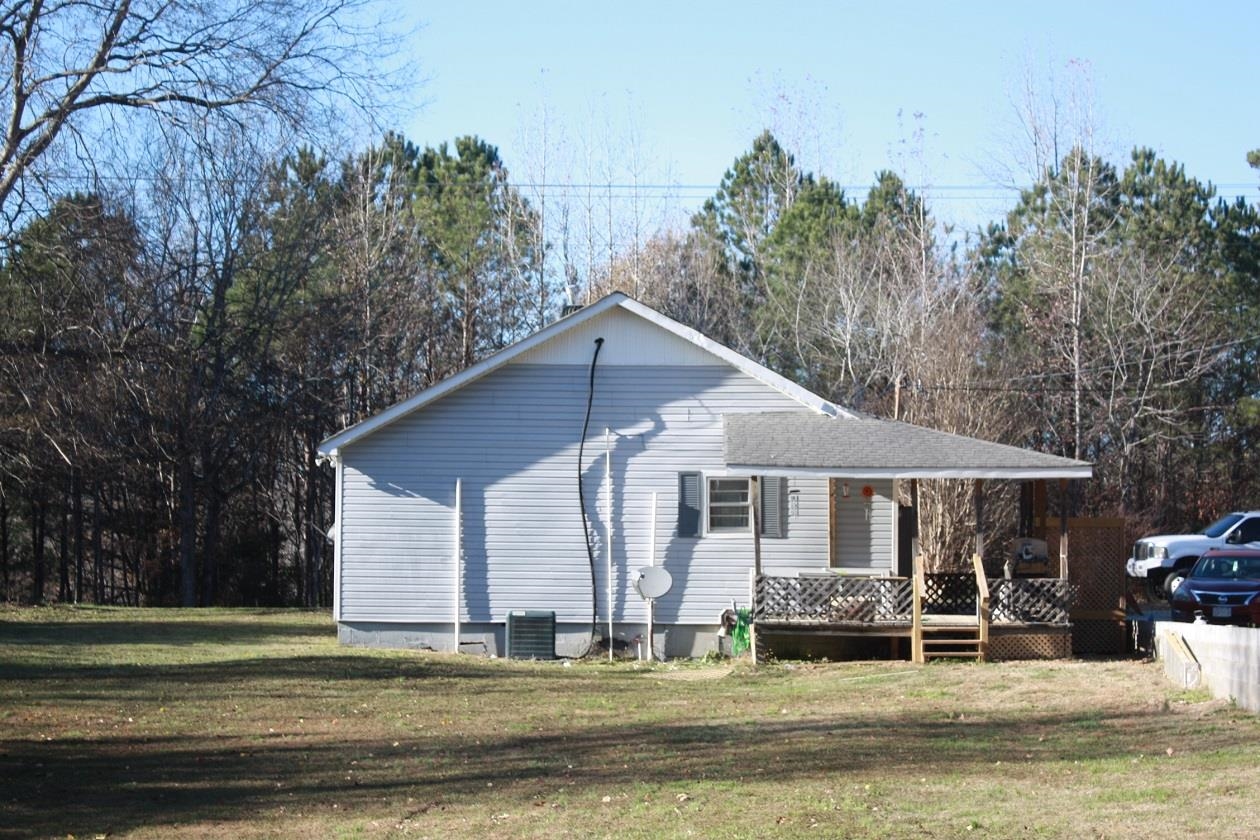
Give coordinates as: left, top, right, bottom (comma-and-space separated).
677, 472, 701, 537
761, 476, 788, 538
679, 474, 788, 538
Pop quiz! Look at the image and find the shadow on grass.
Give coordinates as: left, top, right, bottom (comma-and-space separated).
0, 613, 1242, 836
0, 653, 521, 698
0, 703, 1229, 838
0, 618, 326, 648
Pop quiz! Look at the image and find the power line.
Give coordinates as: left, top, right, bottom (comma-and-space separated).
891, 332, 1260, 397
23, 170, 1260, 201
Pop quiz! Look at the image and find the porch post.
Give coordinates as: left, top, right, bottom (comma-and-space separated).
910, 478, 920, 564
750, 475, 762, 576
1058, 478, 1071, 579
750, 476, 762, 665
1018, 481, 1034, 538
748, 567, 758, 666
973, 479, 985, 560
1033, 479, 1048, 539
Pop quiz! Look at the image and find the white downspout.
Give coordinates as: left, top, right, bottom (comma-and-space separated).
453, 478, 462, 654
605, 428, 613, 662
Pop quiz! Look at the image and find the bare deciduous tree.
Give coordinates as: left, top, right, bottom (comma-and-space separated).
0, 0, 397, 227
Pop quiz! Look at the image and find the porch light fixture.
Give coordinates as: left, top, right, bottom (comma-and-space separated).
841, 481, 850, 499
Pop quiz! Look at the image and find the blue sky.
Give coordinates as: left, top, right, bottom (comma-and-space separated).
400, 1, 1259, 234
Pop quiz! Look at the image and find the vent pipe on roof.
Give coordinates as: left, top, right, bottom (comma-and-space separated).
560, 281, 584, 319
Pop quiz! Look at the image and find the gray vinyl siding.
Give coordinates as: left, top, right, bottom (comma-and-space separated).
338, 364, 837, 626
831, 480, 895, 573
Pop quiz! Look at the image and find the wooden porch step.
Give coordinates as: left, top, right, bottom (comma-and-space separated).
921, 614, 979, 628
919, 624, 983, 662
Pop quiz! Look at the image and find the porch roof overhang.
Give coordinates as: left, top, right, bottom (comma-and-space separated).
723, 412, 1093, 480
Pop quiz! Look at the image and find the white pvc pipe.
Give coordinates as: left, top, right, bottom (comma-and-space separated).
649, 491, 657, 568
648, 491, 657, 662
453, 478, 462, 654
606, 428, 613, 662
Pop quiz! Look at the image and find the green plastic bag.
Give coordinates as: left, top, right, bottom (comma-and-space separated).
730, 608, 752, 656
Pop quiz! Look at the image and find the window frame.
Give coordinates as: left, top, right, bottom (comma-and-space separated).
705, 475, 752, 536
1233, 516, 1260, 544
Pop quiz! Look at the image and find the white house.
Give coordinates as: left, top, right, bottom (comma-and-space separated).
318, 293, 1090, 658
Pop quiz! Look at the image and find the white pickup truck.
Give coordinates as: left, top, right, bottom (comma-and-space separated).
1127, 511, 1260, 598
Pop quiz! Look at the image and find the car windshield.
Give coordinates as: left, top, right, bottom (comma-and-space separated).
1191, 555, 1260, 580
1201, 514, 1244, 538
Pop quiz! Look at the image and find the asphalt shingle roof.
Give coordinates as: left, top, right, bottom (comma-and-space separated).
724, 412, 1091, 478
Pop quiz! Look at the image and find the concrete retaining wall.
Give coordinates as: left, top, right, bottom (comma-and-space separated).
1155, 621, 1260, 713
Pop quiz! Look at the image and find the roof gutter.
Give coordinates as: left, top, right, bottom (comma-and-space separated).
722, 464, 1094, 481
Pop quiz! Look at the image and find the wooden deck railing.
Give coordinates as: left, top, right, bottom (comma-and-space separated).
754, 573, 913, 625
919, 572, 976, 614
991, 578, 1076, 624
972, 553, 990, 659
753, 566, 1074, 662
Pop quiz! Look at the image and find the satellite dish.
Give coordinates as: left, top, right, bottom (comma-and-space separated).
634, 566, 673, 600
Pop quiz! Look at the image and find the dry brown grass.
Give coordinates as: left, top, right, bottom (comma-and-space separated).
1, 606, 1257, 838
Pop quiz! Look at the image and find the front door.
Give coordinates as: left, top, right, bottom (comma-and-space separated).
829, 478, 895, 573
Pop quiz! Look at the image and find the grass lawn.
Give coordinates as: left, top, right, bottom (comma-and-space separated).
1, 607, 1257, 838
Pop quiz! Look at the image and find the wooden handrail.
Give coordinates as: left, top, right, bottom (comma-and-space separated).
912, 553, 925, 664
971, 553, 990, 661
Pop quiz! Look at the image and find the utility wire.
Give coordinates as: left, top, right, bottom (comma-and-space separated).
20, 170, 1260, 201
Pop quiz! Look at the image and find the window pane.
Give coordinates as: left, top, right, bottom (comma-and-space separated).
1239, 518, 1260, 542
708, 478, 750, 531
709, 508, 750, 530
709, 479, 749, 505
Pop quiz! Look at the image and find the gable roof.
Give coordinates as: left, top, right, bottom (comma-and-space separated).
318, 293, 850, 455
724, 412, 1092, 480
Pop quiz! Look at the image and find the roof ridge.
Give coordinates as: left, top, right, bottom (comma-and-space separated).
319, 294, 849, 454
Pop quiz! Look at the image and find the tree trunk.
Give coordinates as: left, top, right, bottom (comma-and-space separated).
200, 489, 222, 606
0, 486, 9, 601
73, 470, 84, 604
30, 495, 46, 604
58, 489, 70, 602
92, 481, 104, 603
178, 452, 198, 607
292, 454, 305, 607
302, 437, 319, 607
269, 515, 282, 607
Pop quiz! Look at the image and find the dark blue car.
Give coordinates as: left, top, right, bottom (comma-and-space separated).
1169, 549, 1260, 626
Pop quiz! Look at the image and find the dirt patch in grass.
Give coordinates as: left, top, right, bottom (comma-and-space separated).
2, 606, 1257, 838
651, 664, 734, 681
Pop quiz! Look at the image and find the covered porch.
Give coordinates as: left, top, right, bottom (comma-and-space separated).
751, 557, 1076, 662
725, 413, 1092, 662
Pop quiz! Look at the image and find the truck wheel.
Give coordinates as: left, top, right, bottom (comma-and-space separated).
1163, 559, 1197, 599
1145, 572, 1169, 603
